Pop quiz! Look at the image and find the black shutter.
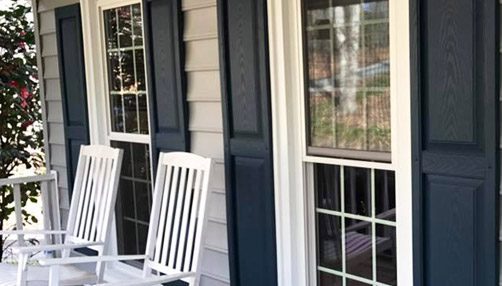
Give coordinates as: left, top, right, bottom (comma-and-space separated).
55, 4, 90, 194
143, 2, 188, 284
143, 0, 189, 169
411, 0, 499, 285
218, 0, 278, 285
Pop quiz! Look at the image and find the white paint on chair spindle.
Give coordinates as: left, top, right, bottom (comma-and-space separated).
95, 158, 112, 241
177, 168, 196, 270
72, 155, 91, 238
13, 184, 25, 246
50, 170, 62, 243
84, 157, 101, 240
145, 162, 168, 277
185, 168, 203, 272
168, 167, 188, 268
160, 166, 180, 266
155, 165, 173, 265
80, 156, 99, 240
41, 181, 52, 245
193, 166, 212, 280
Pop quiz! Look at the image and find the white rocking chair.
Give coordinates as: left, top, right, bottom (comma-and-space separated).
0, 145, 124, 286
39, 152, 212, 286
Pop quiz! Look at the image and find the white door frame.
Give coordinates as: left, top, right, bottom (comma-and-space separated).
267, 0, 413, 285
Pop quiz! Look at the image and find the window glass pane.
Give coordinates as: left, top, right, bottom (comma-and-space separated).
315, 164, 341, 212
121, 180, 135, 218
122, 219, 137, 254
121, 51, 135, 91
107, 52, 121, 91
118, 6, 132, 48
138, 93, 149, 134
123, 93, 138, 133
110, 93, 124, 132
319, 271, 343, 286
103, 4, 149, 135
111, 141, 152, 259
132, 142, 149, 179
132, 4, 143, 46
135, 182, 151, 222
137, 224, 149, 254
104, 9, 118, 49
317, 214, 342, 271
375, 170, 395, 222
305, 0, 391, 157
345, 218, 373, 280
135, 50, 146, 91
344, 167, 371, 217
376, 224, 397, 285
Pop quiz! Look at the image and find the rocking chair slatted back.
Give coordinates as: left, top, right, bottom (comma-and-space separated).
66, 145, 123, 250
143, 152, 212, 282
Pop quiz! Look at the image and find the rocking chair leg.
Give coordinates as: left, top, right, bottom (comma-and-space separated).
16, 254, 27, 286
48, 265, 60, 286
96, 261, 106, 283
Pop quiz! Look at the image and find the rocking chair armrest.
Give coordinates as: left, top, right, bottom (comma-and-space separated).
0, 230, 68, 236
96, 272, 196, 286
12, 242, 104, 254
38, 254, 148, 266
0, 173, 56, 186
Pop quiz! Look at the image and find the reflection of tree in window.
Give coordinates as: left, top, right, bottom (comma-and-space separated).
306, 0, 390, 154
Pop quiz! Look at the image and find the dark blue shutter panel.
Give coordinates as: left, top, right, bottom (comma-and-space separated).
411, 0, 499, 285
55, 4, 90, 194
218, 0, 278, 285
143, 0, 189, 169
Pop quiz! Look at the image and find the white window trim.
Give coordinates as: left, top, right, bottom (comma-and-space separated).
79, 0, 153, 271
267, 0, 413, 285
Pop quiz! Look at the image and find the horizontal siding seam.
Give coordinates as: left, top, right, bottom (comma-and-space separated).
42, 54, 58, 59
201, 272, 230, 284
182, 1, 216, 11
189, 126, 223, 133
45, 97, 63, 102
47, 118, 64, 124
43, 75, 61, 80
39, 29, 56, 35
208, 216, 226, 225
185, 65, 219, 72
204, 244, 228, 254
50, 163, 67, 170
42, 51, 58, 57
49, 138, 65, 145
211, 187, 225, 195
187, 96, 221, 103
184, 33, 218, 42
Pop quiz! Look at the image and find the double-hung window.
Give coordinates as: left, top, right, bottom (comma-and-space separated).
304, 1, 396, 284
269, 0, 412, 285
